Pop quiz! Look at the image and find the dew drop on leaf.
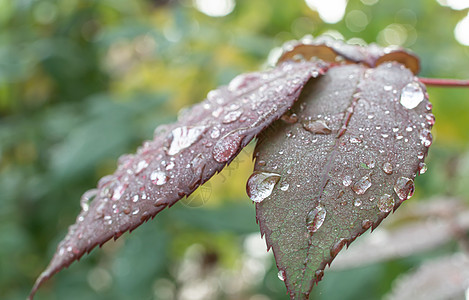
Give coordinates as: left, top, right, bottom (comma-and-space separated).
418, 162, 427, 174
361, 219, 373, 230
306, 205, 326, 234
278, 270, 286, 281
419, 129, 433, 147
150, 171, 168, 186
246, 171, 281, 203
222, 110, 243, 124
342, 175, 352, 187
167, 126, 207, 155
303, 119, 332, 134
382, 162, 393, 174
400, 82, 424, 109
393, 177, 415, 201
80, 189, 97, 212
280, 182, 290, 191
134, 160, 149, 175
351, 175, 372, 195
354, 199, 362, 207
212, 131, 244, 163
377, 194, 395, 213
111, 183, 127, 201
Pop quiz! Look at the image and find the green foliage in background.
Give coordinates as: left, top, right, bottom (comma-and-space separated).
1, 0, 469, 299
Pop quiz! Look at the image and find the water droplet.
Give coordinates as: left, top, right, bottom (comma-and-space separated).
400, 82, 424, 109
223, 110, 243, 124
132, 208, 140, 215
212, 130, 244, 163
352, 176, 372, 195
343, 175, 352, 187
406, 126, 413, 132
151, 170, 168, 185
392, 127, 399, 133
81, 189, 97, 212
280, 182, 289, 191
377, 194, 394, 213
426, 114, 435, 126
165, 161, 175, 170
382, 162, 393, 175
135, 160, 149, 175
384, 85, 393, 91
393, 177, 415, 201
167, 126, 207, 155
112, 183, 127, 201
331, 238, 347, 258
418, 162, 427, 174
211, 107, 224, 118
354, 199, 362, 207
210, 127, 220, 139
303, 120, 332, 134
306, 205, 326, 233
278, 270, 286, 281
361, 219, 373, 230
132, 195, 139, 203
417, 151, 425, 159
419, 129, 433, 147
281, 113, 298, 124
246, 171, 281, 203
349, 137, 362, 144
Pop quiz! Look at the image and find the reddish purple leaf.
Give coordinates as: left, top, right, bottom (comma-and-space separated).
29, 60, 328, 299
249, 63, 433, 299
278, 35, 420, 74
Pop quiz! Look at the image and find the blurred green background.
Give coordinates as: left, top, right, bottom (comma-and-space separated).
1, 0, 469, 299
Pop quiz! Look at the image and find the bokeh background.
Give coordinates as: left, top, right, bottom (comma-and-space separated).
2, 0, 469, 299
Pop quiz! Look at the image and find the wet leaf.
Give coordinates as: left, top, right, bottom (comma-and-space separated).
251, 63, 433, 299
278, 35, 420, 74
29, 60, 328, 299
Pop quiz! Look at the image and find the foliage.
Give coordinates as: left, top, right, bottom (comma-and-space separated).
2, 0, 469, 299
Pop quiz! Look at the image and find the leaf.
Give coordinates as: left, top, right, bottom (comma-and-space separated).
386, 254, 469, 300
250, 63, 434, 299
278, 35, 420, 74
29, 60, 328, 299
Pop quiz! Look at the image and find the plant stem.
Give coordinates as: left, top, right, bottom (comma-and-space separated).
419, 77, 469, 87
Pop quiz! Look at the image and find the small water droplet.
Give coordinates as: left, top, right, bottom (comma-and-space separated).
343, 175, 352, 187
81, 189, 98, 212
165, 161, 175, 170
419, 129, 433, 147
212, 130, 244, 163
393, 177, 415, 201
354, 199, 362, 207
150, 170, 168, 185
223, 110, 243, 124
210, 127, 220, 139
418, 162, 427, 174
303, 120, 332, 135
135, 160, 149, 175
425, 114, 435, 126
278, 270, 286, 281
280, 182, 289, 191
384, 85, 393, 91
377, 194, 394, 213
306, 205, 326, 233
112, 183, 127, 201
361, 219, 373, 230
246, 171, 281, 203
392, 127, 399, 133
132, 195, 139, 203
281, 113, 298, 124
382, 162, 393, 175
406, 126, 413, 132
167, 126, 207, 155
400, 82, 424, 109
349, 137, 362, 144
352, 176, 372, 195
132, 208, 140, 215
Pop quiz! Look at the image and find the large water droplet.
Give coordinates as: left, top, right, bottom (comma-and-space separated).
343, 175, 352, 187
167, 126, 207, 155
246, 171, 281, 203
382, 162, 393, 175
393, 177, 415, 201
135, 160, 149, 175
306, 205, 326, 234
112, 183, 127, 201
303, 120, 332, 134
212, 130, 244, 163
352, 176, 372, 195
377, 194, 395, 213
400, 82, 424, 109
80, 189, 98, 212
150, 170, 168, 185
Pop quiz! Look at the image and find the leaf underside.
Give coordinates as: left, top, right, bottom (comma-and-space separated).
29, 60, 328, 299
251, 63, 433, 299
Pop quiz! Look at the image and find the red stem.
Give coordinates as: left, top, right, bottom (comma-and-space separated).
419, 77, 469, 87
